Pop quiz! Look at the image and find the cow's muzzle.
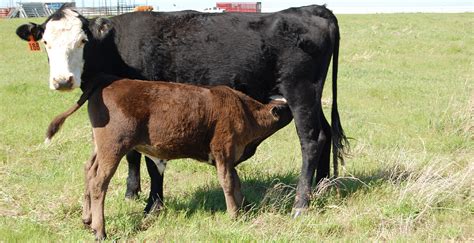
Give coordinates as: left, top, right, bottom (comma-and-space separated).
52, 76, 74, 91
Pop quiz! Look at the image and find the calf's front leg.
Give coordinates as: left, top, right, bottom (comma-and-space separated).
230, 168, 244, 208
214, 153, 240, 218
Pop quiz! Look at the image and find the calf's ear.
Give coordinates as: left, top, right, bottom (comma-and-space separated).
16, 22, 44, 41
270, 104, 291, 120
90, 18, 113, 40
270, 106, 280, 119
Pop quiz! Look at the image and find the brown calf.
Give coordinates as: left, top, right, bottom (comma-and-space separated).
47, 74, 291, 239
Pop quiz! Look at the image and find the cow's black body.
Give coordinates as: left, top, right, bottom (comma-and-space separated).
17, 5, 347, 215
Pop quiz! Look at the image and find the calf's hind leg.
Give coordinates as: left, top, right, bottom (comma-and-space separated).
82, 152, 97, 226
89, 153, 121, 240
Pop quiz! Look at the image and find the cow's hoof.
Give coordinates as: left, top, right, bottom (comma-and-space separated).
144, 201, 163, 215
291, 208, 308, 218
125, 190, 139, 200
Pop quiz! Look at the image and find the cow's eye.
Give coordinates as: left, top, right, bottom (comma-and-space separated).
43, 41, 47, 45
81, 39, 88, 44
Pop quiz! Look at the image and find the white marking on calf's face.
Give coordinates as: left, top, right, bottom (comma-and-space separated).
42, 9, 87, 91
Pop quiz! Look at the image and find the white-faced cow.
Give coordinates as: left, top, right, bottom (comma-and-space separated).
16, 4, 347, 217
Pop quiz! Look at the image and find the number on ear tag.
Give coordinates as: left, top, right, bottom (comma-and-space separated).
28, 35, 41, 51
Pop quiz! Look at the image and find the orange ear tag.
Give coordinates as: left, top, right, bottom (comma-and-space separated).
28, 35, 41, 51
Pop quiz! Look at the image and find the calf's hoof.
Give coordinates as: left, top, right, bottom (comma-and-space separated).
93, 229, 107, 241
241, 199, 252, 211
82, 216, 92, 226
227, 209, 239, 219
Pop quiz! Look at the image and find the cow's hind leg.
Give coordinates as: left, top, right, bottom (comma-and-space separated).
315, 112, 331, 184
125, 150, 141, 199
278, 51, 331, 217
144, 156, 165, 214
286, 93, 326, 217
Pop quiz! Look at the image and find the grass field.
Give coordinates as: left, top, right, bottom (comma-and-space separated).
0, 13, 473, 241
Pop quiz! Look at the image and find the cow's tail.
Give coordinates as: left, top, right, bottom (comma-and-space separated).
44, 91, 90, 144
330, 21, 348, 177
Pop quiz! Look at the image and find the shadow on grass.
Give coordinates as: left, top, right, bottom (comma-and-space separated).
165, 172, 299, 217
164, 168, 396, 217
116, 167, 401, 238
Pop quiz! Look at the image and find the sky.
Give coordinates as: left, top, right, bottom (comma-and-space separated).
1, 0, 473, 13
155, 0, 474, 13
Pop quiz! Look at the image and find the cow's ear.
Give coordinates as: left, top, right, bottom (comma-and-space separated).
16, 22, 44, 41
90, 18, 113, 40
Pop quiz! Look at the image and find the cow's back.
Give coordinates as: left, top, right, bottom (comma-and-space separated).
105, 5, 336, 102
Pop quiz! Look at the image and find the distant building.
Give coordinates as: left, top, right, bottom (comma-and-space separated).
3, 0, 143, 18
202, 6, 225, 13
216, 2, 261, 13
45, 2, 75, 11
1, 1, 74, 18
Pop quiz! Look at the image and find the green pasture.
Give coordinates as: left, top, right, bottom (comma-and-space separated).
0, 13, 472, 241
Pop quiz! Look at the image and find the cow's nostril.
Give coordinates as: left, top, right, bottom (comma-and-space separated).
53, 77, 74, 90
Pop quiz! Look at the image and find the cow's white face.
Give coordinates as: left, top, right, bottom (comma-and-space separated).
42, 9, 87, 91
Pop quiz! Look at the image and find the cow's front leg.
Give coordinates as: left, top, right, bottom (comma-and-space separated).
125, 150, 141, 199
144, 156, 166, 214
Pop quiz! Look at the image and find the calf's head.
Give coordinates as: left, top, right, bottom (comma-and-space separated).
16, 4, 112, 91
268, 100, 292, 130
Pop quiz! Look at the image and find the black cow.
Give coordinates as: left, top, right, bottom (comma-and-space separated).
16, 4, 347, 217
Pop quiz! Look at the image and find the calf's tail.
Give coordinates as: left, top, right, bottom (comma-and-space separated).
45, 91, 90, 144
